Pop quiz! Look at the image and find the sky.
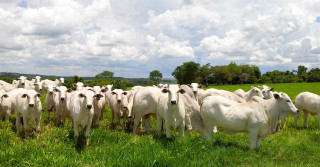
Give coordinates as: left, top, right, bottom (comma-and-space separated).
0, 0, 319, 78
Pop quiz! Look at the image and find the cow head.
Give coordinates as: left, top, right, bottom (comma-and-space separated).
162, 84, 185, 105
22, 90, 41, 107
273, 92, 299, 117
188, 83, 202, 93
111, 89, 127, 103
250, 86, 264, 99
261, 87, 275, 99
78, 90, 95, 109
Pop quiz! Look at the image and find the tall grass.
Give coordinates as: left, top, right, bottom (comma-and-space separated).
0, 83, 320, 166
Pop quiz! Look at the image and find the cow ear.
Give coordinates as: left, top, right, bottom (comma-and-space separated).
122, 92, 128, 95
54, 88, 59, 92
273, 93, 280, 99
67, 88, 72, 93
162, 89, 169, 93
78, 93, 86, 98
94, 94, 103, 98
179, 89, 186, 94
111, 92, 116, 95
269, 87, 275, 91
72, 84, 77, 88
101, 89, 107, 93
187, 84, 191, 88
198, 85, 204, 88
21, 94, 27, 98
16, 78, 20, 80
36, 94, 41, 98
83, 84, 88, 87
3, 94, 9, 98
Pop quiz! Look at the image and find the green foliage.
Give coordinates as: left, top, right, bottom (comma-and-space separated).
149, 70, 163, 84
1, 83, 320, 166
0, 76, 13, 83
95, 71, 114, 80
64, 75, 84, 89
307, 68, 320, 82
172, 61, 200, 84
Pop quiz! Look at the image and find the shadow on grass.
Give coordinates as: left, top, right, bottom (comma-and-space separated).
68, 130, 87, 153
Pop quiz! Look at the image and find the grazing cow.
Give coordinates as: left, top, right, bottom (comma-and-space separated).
91, 86, 107, 127
12, 89, 42, 138
109, 89, 129, 128
54, 86, 72, 123
132, 87, 162, 134
157, 85, 186, 138
70, 89, 97, 146
200, 92, 299, 151
45, 85, 57, 122
294, 92, 320, 129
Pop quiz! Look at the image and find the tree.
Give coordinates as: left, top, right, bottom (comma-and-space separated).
95, 71, 114, 80
307, 68, 320, 82
228, 62, 241, 84
172, 61, 200, 84
198, 63, 212, 86
239, 73, 250, 84
297, 65, 308, 82
149, 70, 163, 84
212, 65, 232, 85
64, 75, 84, 89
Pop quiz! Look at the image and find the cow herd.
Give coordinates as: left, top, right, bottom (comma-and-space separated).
0, 76, 319, 151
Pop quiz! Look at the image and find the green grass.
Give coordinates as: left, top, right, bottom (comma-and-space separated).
1, 83, 320, 166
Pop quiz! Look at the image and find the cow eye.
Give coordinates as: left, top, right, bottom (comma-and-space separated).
285, 100, 290, 103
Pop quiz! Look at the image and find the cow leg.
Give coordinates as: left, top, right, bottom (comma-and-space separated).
213, 126, 218, 133
85, 121, 92, 147
282, 118, 286, 129
111, 110, 115, 126
294, 113, 299, 128
249, 129, 258, 151
165, 120, 171, 138
180, 121, 185, 138
100, 108, 104, 121
256, 138, 261, 151
133, 116, 140, 134
318, 113, 320, 130
15, 112, 21, 133
144, 115, 151, 135
23, 116, 29, 138
5, 111, 10, 122
123, 112, 127, 129
157, 115, 163, 138
35, 118, 41, 139
73, 121, 79, 143
303, 111, 308, 127
185, 114, 192, 131
116, 112, 121, 128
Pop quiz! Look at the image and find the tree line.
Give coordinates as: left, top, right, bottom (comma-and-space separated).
169, 62, 320, 85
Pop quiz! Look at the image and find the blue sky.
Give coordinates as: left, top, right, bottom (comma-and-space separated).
0, 0, 319, 78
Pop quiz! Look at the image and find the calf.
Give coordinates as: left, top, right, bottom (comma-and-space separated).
200, 92, 299, 151
157, 85, 186, 138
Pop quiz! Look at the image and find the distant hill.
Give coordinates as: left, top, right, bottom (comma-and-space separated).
0, 72, 176, 85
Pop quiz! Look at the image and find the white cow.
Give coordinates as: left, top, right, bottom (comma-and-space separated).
233, 86, 264, 102
70, 89, 97, 146
294, 92, 320, 129
41, 78, 65, 92
180, 85, 197, 101
91, 86, 107, 127
157, 85, 186, 138
188, 83, 203, 94
12, 89, 42, 138
0, 80, 17, 92
132, 87, 162, 134
16, 76, 28, 88
45, 85, 57, 122
72, 82, 88, 91
180, 92, 202, 131
53, 86, 72, 123
198, 88, 246, 104
200, 92, 299, 151
0, 89, 25, 121
109, 89, 129, 128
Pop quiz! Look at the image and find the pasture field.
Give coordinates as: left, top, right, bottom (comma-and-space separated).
0, 82, 320, 166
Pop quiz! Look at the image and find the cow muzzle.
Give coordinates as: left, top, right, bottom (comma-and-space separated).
61, 97, 65, 100
87, 104, 92, 109
171, 100, 177, 104
117, 99, 121, 103
296, 110, 300, 113
29, 104, 35, 107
